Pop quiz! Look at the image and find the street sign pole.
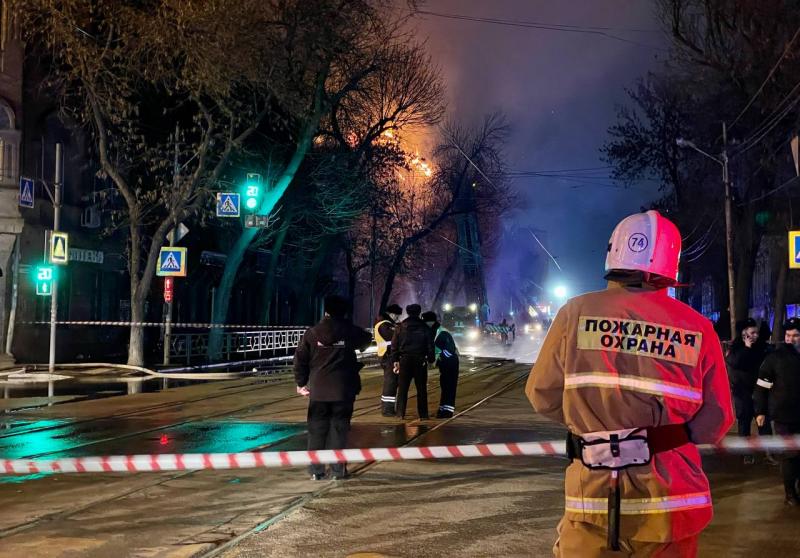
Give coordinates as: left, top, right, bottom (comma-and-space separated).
163, 230, 175, 366
49, 143, 62, 375
164, 127, 179, 366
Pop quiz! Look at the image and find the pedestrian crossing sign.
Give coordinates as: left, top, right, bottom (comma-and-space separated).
157, 247, 187, 277
50, 232, 69, 265
790, 231, 800, 269
216, 192, 241, 218
19, 177, 34, 209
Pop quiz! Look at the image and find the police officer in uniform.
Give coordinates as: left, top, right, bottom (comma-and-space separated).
755, 317, 800, 506
528, 210, 733, 556
374, 304, 403, 416
392, 304, 435, 419
422, 311, 460, 418
294, 295, 372, 480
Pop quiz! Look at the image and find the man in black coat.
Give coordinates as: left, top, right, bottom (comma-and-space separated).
755, 317, 800, 505
391, 304, 435, 419
294, 295, 372, 480
726, 318, 770, 464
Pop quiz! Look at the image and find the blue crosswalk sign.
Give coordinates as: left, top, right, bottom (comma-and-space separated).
791, 232, 800, 269
19, 177, 34, 209
216, 192, 241, 217
157, 247, 187, 277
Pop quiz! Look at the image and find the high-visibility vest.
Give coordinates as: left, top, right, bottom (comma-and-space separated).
374, 320, 393, 357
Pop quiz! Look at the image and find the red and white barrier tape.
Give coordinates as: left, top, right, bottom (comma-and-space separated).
3, 436, 800, 475
21, 321, 309, 330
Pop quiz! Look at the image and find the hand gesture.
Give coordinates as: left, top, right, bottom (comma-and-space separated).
756, 415, 766, 427
297, 385, 310, 397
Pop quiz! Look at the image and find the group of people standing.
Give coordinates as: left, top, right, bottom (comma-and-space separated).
293, 296, 461, 481
728, 316, 800, 505
375, 303, 460, 420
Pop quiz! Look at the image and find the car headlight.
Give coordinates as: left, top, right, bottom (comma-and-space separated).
466, 328, 480, 340
534, 323, 543, 332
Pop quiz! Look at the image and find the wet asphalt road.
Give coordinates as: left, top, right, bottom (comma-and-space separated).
0, 357, 797, 557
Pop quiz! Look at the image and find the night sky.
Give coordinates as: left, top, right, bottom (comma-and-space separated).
411, 1, 668, 297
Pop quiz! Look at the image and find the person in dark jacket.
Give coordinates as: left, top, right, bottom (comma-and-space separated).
294, 295, 372, 480
391, 304, 435, 419
727, 318, 770, 464
422, 311, 460, 418
374, 304, 403, 416
755, 317, 800, 506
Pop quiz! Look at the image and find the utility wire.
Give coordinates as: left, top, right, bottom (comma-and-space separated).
728, 23, 800, 131
414, 10, 667, 51
745, 175, 800, 204
529, 229, 562, 272
733, 77, 800, 155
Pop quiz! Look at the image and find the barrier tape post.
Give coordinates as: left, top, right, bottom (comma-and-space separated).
3, 436, 800, 475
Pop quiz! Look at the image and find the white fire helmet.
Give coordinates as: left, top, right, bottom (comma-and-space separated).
605, 210, 681, 284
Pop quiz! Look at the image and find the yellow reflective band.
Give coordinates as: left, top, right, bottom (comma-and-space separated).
577, 316, 702, 366
565, 492, 711, 515
374, 320, 392, 357
564, 372, 702, 403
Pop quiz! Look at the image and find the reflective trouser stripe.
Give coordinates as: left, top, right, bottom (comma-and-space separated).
439, 405, 455, 412
756, 378, 773, 389
564, 372, 702, 402
381, 396, 396, 402
565, 492, 711, 515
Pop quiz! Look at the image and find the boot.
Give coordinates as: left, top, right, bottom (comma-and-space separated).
381, 403, 396, 417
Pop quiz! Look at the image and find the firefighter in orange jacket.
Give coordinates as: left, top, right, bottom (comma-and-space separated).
527, 210, 733, 557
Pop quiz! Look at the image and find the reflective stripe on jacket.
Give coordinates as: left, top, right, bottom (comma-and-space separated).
525, 282, 734, 542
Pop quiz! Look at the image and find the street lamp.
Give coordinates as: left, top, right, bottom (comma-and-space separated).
554, 285, 568, 300
676, 125, 736, 339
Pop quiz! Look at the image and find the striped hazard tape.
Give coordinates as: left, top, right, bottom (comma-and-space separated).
21, 320, 309, 330
2, 436, 799, 475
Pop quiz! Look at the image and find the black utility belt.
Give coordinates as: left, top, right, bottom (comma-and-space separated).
566, 423, 690, 471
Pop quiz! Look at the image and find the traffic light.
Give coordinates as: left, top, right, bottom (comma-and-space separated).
244, 173, 262, 211
34, 264, 55, 296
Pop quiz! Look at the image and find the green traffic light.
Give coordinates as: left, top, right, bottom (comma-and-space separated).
34, 264, 55, 296
243, 173, 262, 212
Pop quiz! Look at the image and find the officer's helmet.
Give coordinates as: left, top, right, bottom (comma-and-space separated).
605, 210, 681, 286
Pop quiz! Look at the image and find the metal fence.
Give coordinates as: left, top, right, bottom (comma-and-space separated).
169, 329, 307, 364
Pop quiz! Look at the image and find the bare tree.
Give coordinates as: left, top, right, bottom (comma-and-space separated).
378, 113, 512, 311
20, 0, 289, 365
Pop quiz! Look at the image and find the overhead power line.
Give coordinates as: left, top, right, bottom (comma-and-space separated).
414, 10, 667, 51
529, 229, 562, 272
728, 22, 800, 131
733, 82, 800, 156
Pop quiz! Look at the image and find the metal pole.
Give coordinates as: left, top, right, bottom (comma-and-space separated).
162, 232, 174, 366
5, 235, 20, 355
722, 123, 737, 340
163, 124, 179, 366
49, 143, 62, 375
369, 210, 376, 320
